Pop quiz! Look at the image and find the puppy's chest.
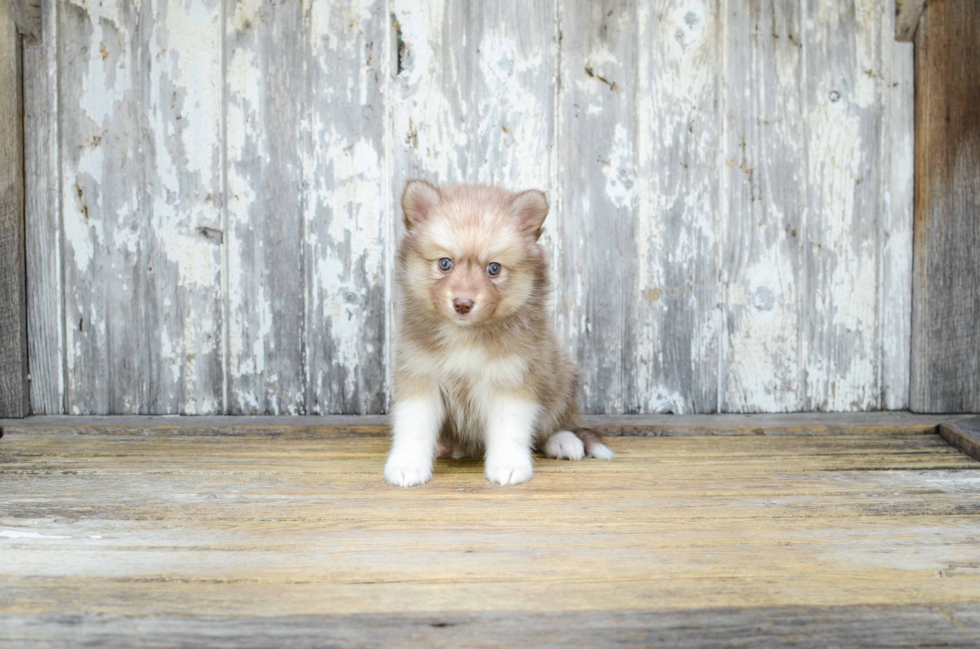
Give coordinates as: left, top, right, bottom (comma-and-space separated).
427, 345, 528, 393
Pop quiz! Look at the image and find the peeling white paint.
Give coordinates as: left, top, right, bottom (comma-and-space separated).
0, 530, 71, 540
40, 0, 914, 415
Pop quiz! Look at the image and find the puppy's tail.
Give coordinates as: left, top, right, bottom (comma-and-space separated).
574, 427, 615, 459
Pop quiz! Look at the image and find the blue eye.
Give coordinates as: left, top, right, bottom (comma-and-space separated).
487, 262, 501, 276
439, 258, 453, 271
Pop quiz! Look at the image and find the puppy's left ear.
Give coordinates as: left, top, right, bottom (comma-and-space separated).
511, 189, 549, 240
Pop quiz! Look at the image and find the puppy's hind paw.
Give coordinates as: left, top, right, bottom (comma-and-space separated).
544, 431, 585, 461
384, 455, 433, 487
587, 442, 615, 460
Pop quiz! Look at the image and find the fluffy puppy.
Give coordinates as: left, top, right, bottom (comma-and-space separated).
384, 181, 613, 487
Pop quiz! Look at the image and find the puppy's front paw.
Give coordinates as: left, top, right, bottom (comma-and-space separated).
384, 454, 433, 487
485, 451, 533, 486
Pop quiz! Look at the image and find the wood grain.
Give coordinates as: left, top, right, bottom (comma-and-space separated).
303, 0, 388, 415
22, 0, 62, 414
803, 0, 882, 411
720, 0, 804, 412
5, 605, 980, 648
0, 0, 29, 418
0, 424, 978, 645
59, 0, 145, 414
559, 0, 636, 414
878, 0, 914, 410
224, 0, 307, 415
629, 0, 720, 414
911, 0, 980, 413
141, 0, 225, 415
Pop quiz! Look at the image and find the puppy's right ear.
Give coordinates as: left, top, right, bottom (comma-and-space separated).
401, 180, 441, 229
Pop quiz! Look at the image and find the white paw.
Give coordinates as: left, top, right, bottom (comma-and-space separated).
384, 453, 433, 487
588, 442, 615, 460
544, 431, 585, 461
485, 449, 534, 486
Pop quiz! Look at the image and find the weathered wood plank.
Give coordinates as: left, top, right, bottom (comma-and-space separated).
5, 605, 980, 649
23, 0, 63, 414
225, 0, 306, 414
0, 0, 29, 418
140, 0, 224, 415
628, 0, 720, 414
802, 0, 882, 411
878, 0, 914, 409
59, 0, 145, 414
910, 0, 980, 413
939, 417, 980, 462
303, 0, 387, 415
894, 0, 926, 41
559, 0, 635, 414
720, 0, 805, 412
0, 411, 961, 439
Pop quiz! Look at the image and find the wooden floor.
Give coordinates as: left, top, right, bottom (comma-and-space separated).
2, 415, 980, 647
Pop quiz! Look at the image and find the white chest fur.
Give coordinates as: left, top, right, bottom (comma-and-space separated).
402, 340, 529, 389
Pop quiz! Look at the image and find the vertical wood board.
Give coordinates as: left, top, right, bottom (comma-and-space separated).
559, 0, 637, 414
910, 0, 980, 412
303, 0, 388, 415
802, 0, 882, 411
0, 0, 29, 418
878, 0, 914, 410
141, 0, 224, 414
224, 0, 306, 414
720, 0, 805, 413
59, 0, 146, 414
629, 0, 721, 414
23, 0, 63, 414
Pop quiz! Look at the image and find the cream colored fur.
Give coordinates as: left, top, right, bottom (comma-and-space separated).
385, 181, 613, 487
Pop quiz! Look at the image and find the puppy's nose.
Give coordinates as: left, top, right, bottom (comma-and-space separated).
453, 298, 474, 314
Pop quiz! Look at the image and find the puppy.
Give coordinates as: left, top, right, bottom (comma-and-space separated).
384, 181, 614, 487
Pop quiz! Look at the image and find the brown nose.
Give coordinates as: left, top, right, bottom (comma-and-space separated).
453, 298, 474, 314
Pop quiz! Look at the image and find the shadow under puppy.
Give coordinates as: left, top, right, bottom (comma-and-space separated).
385, 180, 613, 487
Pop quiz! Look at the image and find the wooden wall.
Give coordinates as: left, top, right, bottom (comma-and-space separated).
22, 0, 915, 415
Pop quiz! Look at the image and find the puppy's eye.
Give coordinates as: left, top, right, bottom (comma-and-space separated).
486, 262, 501, 277
438, 258, 453, 272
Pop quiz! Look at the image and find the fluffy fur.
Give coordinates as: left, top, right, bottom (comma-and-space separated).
384, 181, 613, 487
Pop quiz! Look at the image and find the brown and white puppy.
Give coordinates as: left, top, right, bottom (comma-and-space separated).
384, 181, 613, 487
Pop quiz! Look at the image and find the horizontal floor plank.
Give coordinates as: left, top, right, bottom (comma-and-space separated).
4, 605, 980, 648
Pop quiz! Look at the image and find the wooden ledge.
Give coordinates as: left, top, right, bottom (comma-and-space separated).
939, 417, 980, 461
1, 412, 975, 440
